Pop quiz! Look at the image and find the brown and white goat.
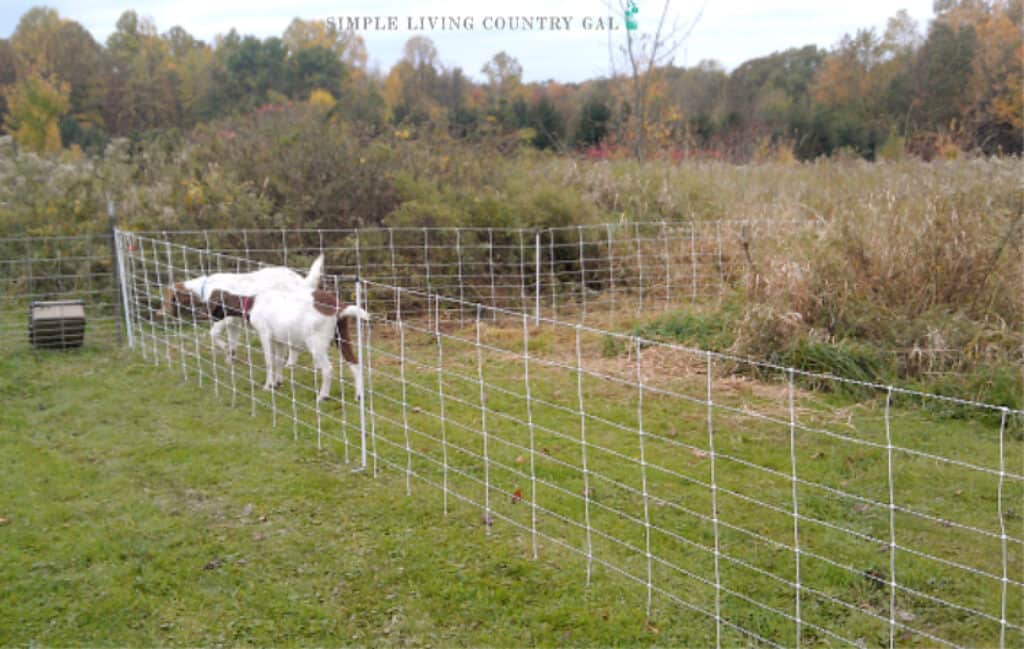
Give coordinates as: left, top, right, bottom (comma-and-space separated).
207, 288, 369, 402
157, 256, 324, 363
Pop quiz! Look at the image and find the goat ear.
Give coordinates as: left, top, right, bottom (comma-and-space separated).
312, 290, 338, 316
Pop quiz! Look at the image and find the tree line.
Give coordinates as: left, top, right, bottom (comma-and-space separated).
1, 1, 1020, 161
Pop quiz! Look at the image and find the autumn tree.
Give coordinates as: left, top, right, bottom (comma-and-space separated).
961, 1, 1022, 152
403, 35, 441, 101
873, 10, 922, 134
482, 51, 522, 99
100, 11, 184, 134
282, 18, 367, 74
50, 21, 103, 121
161, 26, 213, 126
9, 7, 62, 74
0, 40, 16, 116
384, 36, 443, 126
723, 46, 823, 156
3, 71, 70, 153
607, 0, 703, 159
660, 60, 727, 148
480, 51, 527, 132
9, 8, 104, 147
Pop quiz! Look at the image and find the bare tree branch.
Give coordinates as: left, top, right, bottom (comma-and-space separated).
604, 0, 704, 160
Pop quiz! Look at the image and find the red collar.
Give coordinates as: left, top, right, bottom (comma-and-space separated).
241, 295, 253, 321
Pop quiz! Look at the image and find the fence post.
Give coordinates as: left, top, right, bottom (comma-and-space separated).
423, 228, 432, 330
549, 230, 557, 318
355, 279, 368, 471
690, 225, 698, 305
606, 224, 615, 315
634, 222, 644, 315
578, 225, 587, 321
108, 200, 125, 344
456, 228, 465, 326
487, 228, 497, 313
534, 231, 541, 325
113, 226, 134, 350
662, 220, 671, 311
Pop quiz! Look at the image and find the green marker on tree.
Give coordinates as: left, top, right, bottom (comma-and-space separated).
625, 0, 639, 30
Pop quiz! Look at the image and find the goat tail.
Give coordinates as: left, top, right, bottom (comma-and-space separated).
334, 305, 368, 365
339, 305, 370, 321
305, 254, 325, 289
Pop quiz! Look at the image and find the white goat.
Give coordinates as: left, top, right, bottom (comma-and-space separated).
206, 288, 369, 402
159, 255, 324, 364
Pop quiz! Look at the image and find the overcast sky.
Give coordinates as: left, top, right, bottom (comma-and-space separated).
0, 1, 937, 81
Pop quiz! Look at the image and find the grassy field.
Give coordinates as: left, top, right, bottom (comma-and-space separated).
2, 307, 1020, 646
1, 344, 708, 647
360, 314, 1022, 648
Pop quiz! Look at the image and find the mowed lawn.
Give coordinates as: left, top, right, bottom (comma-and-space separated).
0, 344, 698, 647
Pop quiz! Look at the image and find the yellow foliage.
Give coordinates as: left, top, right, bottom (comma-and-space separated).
774, 141, 797, 164
63, 144, 83, 162
516, 127, 537, 144
2, 71, 69, 154
308, 88, 336, 109
383, 62, 413, 110
970, 9, 1023, 131
184, 182, 205, 208
813, 56, 866, 107
878, 131, 906, 161
939, 134, 962, 160
284, 18, 368, 70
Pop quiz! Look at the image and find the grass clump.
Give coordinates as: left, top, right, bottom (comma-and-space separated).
633, 305, 737, 351
774, 339, 892, 396
601, 334, 626, 358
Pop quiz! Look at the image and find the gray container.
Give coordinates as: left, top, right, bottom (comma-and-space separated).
29, 300, 86, 349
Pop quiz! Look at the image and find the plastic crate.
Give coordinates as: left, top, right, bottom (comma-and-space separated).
29, 300, 86, 349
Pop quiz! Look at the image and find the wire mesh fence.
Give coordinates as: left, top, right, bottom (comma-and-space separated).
113, 230, 367, 464
114, 228, 1023, 649
0, 233, 122, 355
134, 219, 812, 323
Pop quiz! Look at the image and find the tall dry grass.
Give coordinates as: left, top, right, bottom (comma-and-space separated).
549, 156, 1022, 403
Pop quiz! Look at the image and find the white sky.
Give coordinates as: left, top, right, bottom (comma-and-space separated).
0, 0, 937, 81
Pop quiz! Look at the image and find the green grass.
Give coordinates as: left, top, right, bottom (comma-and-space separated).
633, 305, 738, 352
362, 317, 1023, 647
2, 316, 1021, 647
0, 345, 706, 646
